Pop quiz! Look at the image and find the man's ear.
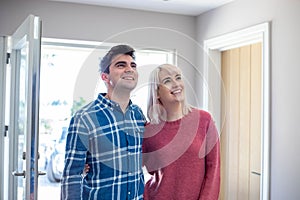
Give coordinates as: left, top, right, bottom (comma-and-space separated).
101, 73, 109, 84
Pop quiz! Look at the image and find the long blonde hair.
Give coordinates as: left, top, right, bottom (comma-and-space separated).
147, 64, 192, 124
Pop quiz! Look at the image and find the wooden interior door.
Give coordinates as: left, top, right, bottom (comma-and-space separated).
219, 43, 262, 200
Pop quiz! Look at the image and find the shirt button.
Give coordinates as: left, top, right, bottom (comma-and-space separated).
128, 192, 131, 195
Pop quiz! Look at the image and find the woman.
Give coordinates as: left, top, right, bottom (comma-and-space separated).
143, 64, 220, 200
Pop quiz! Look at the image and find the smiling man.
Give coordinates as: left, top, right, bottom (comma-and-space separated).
61, 45, 146, 200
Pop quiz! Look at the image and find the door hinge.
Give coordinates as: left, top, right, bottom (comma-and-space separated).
6, 52, 10, 64
4, 125, 8, 137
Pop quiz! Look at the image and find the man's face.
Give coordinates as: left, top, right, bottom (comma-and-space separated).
103, 54, 138, 92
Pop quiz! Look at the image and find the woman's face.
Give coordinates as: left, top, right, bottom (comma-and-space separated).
157, 66, 185, 105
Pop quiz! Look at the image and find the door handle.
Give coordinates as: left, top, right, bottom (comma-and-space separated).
38, 171, 46, 176
12, 170, 26, 178
12, 170, 46, 177
251, 171, 261, 176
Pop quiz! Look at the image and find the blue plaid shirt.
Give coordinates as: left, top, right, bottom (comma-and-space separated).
61, 93, 146, 200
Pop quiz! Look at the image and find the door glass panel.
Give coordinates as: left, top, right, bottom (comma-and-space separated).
16, 46, 28, 199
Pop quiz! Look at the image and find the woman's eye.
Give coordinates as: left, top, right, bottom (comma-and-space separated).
175, 74, 182, 80
163, 79, 171, 84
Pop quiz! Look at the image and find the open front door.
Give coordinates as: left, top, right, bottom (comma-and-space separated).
8, 15, 43, 200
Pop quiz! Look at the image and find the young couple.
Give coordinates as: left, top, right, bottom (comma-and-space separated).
60, 44, 220, 200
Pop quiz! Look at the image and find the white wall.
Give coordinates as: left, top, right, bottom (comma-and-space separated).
2, 0, 299, 199
196, 0, 300, 199
0, 0, 199, 105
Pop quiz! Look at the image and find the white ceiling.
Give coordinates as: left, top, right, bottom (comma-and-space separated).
51, 0, 234, 16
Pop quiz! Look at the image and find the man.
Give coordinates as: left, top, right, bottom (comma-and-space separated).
61, 44, 146, 199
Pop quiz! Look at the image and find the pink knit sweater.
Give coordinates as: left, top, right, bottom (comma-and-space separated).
143, 109, 220, 200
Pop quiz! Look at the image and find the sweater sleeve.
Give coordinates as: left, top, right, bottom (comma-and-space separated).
60, 116, 88, 200
142, 134, 155, 175
199, 118, 221, 200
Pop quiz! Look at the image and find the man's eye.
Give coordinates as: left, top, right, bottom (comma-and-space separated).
131, 64, 137, 68
116, 63, 125, 68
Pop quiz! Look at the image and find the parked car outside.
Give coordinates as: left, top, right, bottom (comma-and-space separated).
46, 126, 67, 182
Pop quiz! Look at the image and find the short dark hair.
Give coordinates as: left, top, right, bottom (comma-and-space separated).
99, 44, 135, 74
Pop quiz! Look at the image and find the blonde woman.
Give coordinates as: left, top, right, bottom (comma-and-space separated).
143, 64, 220, 200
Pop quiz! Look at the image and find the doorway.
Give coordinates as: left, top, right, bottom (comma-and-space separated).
1, 27, 176, 199
203, 22, 271, 200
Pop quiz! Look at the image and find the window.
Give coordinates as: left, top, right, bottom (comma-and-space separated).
38, 38, 175, 199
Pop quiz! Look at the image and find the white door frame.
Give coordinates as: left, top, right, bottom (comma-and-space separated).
203, 22, 271, 200
0, 36, 8, 200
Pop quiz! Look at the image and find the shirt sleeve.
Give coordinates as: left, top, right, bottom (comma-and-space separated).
60, 115, 89, 200
199, 118, 221, 200
142, 123, 155, 175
